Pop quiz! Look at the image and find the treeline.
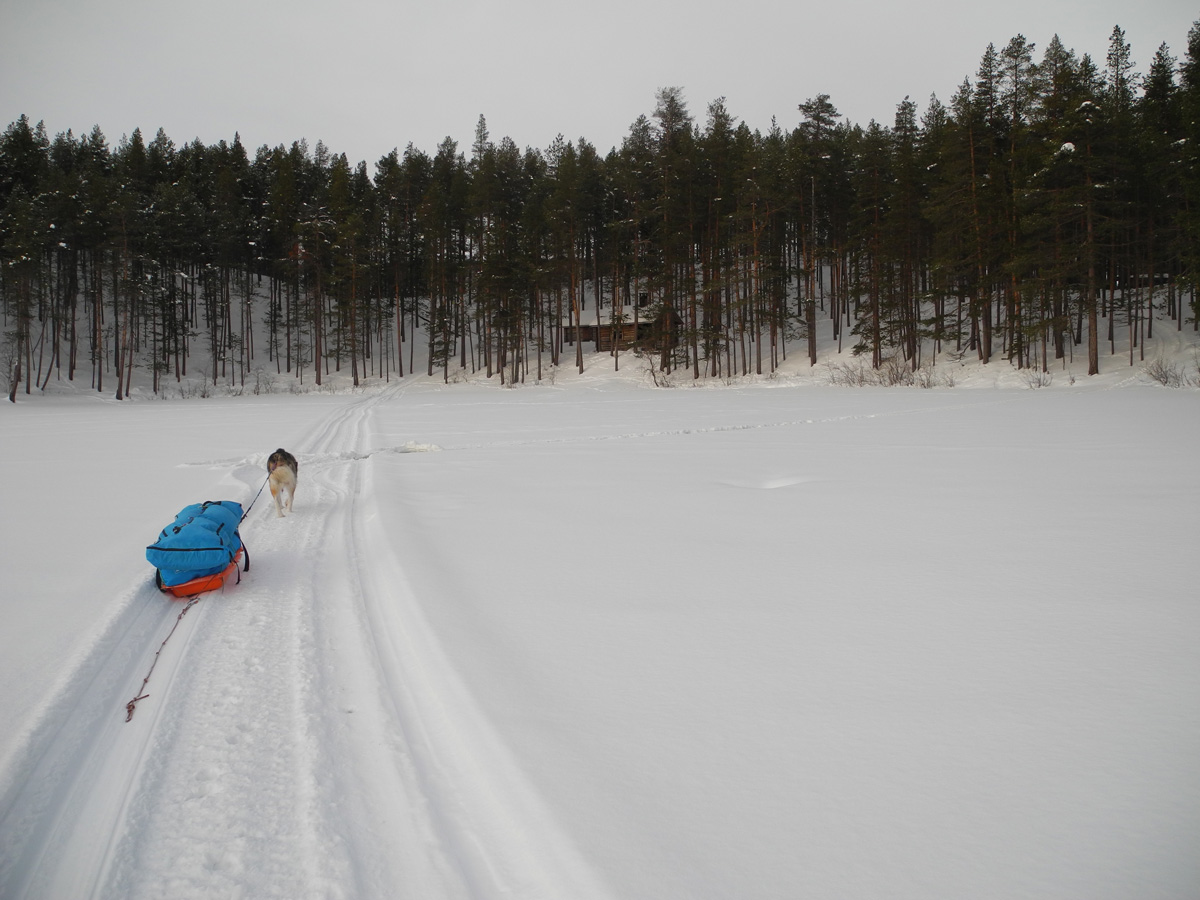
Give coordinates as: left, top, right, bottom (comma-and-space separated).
3, 24, 1199, 400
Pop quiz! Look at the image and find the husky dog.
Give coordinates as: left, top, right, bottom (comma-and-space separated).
267, 448, 299, 517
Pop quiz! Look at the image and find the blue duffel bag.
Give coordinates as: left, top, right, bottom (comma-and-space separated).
146, 500, 249, 593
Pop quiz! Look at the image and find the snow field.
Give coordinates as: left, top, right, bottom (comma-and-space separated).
0, 372, 1197, 900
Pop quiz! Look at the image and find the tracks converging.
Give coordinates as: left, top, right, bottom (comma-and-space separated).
0, 384, 399, 899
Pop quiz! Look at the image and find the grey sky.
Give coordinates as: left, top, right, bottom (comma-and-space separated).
1, 0, 1195, 166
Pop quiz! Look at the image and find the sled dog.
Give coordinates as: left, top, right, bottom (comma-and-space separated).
267, 448, 299, 517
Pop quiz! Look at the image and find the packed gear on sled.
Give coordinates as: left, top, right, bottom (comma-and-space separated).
146, 500, 250, 597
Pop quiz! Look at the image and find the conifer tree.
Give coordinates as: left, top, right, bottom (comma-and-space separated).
797, 94, 848, 364
1179, 20, 1200, 309
651, 87, 694, 372
1135, 43, 1182, 335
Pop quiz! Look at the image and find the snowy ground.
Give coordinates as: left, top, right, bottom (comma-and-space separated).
1, 339, 1199, 900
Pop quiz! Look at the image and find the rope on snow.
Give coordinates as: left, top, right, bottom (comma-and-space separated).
124, 594, 202, 722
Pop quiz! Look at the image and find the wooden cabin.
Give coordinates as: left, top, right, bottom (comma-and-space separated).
563, 304, 680, 352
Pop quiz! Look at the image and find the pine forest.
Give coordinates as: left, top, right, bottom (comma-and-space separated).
3, 24, 1200, 401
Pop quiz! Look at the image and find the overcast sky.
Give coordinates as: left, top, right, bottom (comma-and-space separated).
1, 0, 1195, 167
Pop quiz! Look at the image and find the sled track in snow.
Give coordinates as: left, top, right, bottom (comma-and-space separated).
0, 573, 206, 899
0, 380, 608, 900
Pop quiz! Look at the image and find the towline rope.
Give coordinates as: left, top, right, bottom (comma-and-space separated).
124, 594, 201, 722
241, 473, 271, 522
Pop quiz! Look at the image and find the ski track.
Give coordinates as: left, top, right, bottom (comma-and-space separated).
0, 380, 609, 900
